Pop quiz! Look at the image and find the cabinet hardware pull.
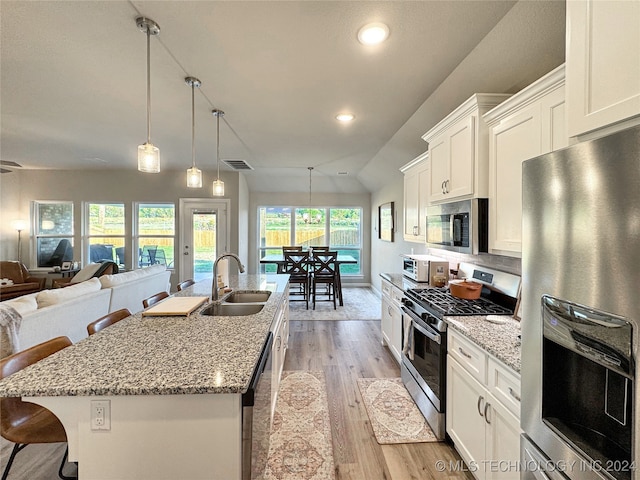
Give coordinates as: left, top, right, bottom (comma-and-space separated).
458, 347, 472, 359
508, 387, 521, 402
484, 402, 492, 424
477, 396, 485, 416
441, 180, 446, 194
388, 306, 392, 315
445, 179, 450, 193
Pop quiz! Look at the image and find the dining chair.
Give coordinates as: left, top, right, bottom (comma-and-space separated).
177, 279, 196, 291
142, 291, 169, 309
310, 251, 338, 309
310, 246, 330, 252
0, 336, 76, 480
279, 246, 303, 273
282, 251, 310, 309
87, 308, 131, 335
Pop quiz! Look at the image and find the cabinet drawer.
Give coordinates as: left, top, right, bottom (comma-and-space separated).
391, 286, 403, 306
488, 357, 521, 418
381, 280, 392, 298
448, 330, 486, 384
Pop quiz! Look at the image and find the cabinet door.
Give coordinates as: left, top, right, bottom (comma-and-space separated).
429, 135, 449, 203
540, 86, 568, 153
447, 357, 487, 480
447, 115, 476, 199
381, 293, 393, 348
403, 169, 420, 240
417, 165, 430, 238
567, 0, 640, 137
484, 394, 521, 480
489, 105, 541, 256
389, 303, 403, 364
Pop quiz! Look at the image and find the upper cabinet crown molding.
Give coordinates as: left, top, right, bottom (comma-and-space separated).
566, 0, 640, 138
484, 64, 565, 125
422, 94, 512, 144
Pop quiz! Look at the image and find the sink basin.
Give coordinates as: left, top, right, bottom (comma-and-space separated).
223, 291, 271, 303
200, 303, 265, 317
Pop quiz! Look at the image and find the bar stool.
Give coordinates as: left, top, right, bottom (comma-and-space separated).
0, 337, 76, 480
310, 251, 338, 309
142, 291, 169, 309
87, 308, 131, 335
177, 279, 195, 291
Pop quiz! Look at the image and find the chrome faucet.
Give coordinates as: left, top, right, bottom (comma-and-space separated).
212, 253, 246, 301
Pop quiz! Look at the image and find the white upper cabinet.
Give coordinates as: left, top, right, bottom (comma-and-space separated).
423, 94, 511, 204
566, 0, 640, 138
400, 152, 430, 243
484, 65, 568, 257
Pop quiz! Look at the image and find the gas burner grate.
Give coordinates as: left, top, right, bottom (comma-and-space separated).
406, 288, 513, 317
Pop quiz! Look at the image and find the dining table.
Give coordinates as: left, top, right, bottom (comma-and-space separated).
260, 252, 357, 306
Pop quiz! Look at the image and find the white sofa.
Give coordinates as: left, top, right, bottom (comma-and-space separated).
4, 265, 171, 352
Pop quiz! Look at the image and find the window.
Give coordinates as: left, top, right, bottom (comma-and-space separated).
86, 203, 125, 268
258, 206, 362, 275
136, 203, 175, 269
33, 201, 74, 268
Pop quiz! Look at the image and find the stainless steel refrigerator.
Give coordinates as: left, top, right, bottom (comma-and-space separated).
521, 125, 640, 480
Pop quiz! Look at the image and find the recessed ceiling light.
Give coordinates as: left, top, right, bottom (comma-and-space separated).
357, 22, 389, 45
336, 113, 355, 122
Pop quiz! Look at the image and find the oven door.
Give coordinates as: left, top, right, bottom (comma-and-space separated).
401, 306, 446, 411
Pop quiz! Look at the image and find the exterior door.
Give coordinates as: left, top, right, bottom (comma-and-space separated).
179, 199, 229, 283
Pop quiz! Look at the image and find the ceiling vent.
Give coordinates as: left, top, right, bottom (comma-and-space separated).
223, 159, 254, 171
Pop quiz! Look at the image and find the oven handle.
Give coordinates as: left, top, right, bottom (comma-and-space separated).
401, 306, 441, 344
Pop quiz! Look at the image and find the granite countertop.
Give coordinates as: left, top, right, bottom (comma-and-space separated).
0, 274, 289, 397
445, 315, 521, 373
380, 272, 521, 374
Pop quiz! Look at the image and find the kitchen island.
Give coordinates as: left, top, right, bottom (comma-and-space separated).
0, 274, 289, 480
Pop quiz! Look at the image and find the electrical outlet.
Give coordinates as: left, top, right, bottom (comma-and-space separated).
91, 400, 111, 431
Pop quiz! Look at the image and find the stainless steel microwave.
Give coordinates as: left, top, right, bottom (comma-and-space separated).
425, 199, 488, 255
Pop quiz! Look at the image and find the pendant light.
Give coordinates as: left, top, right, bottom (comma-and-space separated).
212, 109, 225, 196
185, 76, 202, 188
136, 17, 161, 173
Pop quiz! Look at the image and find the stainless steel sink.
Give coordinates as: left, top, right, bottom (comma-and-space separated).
223, 291, 272, 303
200, 303, 265, 316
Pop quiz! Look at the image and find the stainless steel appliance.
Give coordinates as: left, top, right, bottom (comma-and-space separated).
401, 254, 449, 284
401, 262, 520, 440
521, 125, 640, 480
242, 332, 273, 480
426, 198, 488, 254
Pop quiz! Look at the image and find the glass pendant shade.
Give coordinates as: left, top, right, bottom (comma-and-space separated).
138, 142, 160, 173
187, 166, 203, 188
212, 178, 225, 196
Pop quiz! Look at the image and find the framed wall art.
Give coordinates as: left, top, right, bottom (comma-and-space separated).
378, 202, 394, 242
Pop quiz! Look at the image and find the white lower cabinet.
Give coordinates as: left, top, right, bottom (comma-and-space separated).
380, 278, 403, 364
447, 330, 521, 480
271, 290, 289, 419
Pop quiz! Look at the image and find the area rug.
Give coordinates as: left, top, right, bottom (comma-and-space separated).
288, 287, 380, 320
357, 378, 439, 444
262, 371, 336, 480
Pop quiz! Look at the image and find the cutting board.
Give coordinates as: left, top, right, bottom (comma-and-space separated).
141, 296, 209, 316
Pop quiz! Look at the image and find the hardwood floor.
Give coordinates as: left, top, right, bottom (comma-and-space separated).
285, 320, 473, 480
0, 319, 472, 480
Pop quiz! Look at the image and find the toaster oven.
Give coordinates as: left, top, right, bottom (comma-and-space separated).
401, 254, 449, 284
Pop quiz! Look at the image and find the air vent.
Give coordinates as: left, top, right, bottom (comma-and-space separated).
223, 159, 254, 171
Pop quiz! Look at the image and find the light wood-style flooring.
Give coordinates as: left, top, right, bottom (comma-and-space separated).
285, 320, 473, 480
0, 319, 473, 479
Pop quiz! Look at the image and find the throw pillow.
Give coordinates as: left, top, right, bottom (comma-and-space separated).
4, 293, 38, 315
70, 263, 103, 284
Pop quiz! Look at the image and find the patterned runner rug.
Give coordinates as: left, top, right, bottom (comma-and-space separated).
262, 371, 336, 480
357, 377, 440, 444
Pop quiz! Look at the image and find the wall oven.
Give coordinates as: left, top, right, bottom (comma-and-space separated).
425, 198, 488, 254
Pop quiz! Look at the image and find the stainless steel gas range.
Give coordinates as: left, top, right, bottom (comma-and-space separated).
400, 262, 521, 440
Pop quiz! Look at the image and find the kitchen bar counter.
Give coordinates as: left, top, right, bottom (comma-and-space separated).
0, 274, 289, 397
0, 274, 289, 480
